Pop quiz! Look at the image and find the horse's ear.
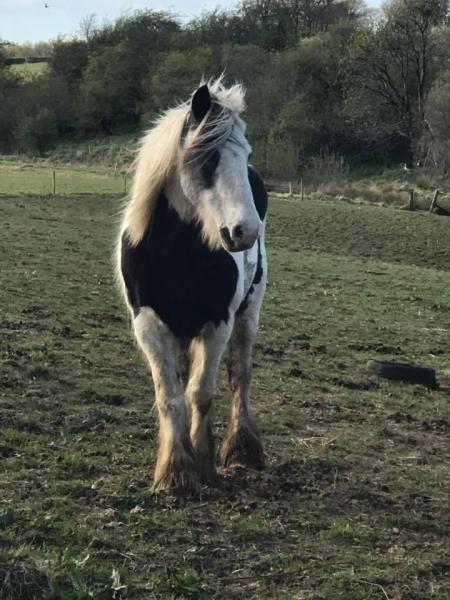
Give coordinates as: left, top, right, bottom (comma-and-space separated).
191, 85, 211, 123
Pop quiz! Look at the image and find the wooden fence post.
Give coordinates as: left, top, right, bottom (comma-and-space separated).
429, 189, 439, 214
288, 182, 292, 196
409, 189, 414, 210
300, 178, 304, 201
52, 170, 56, 196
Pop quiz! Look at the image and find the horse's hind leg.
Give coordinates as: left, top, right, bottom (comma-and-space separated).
220, 278, 266, 471
133, 308, 199, 495
185, 322, 232, 483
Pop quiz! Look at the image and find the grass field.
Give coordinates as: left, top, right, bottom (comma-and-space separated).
1, 194, 449, 599
0, 162, 126, 195
9, 62, 49, 80
2, 156, 450, 216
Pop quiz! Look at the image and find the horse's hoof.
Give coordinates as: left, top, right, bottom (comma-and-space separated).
191, 421, 217, 485
153, 444, 200, 496
197, 460, 218, 486
152, 467, 200, 496
220, 423, 265, 471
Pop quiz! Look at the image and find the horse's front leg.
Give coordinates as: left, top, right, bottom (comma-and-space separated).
221, 277, 266, 471
185, 322, 233, 483
133, 308, 198, 495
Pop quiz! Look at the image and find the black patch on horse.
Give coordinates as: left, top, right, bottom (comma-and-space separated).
121, 192, 239, 339
201, 150, 220, 188
248, 166, 267, 221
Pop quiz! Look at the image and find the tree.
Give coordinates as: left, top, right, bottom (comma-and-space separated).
384, 0, 449, 117
239, 0, 366, 50
49, 39, 89, 85
265, 24, 355, 176
12, 75, 75, 150
422, 71, 450, 170
143, 47, 214, 118
16, 107, 58, 154
76, 11, 181, 132
78, 44, 139, 132
186, 10, 255, 47
4, 41, 53, 59
217, 44, 283, 173
277, 0, 366, 37
347, 0, 449, 158
79, 14, 98, 46
0, 46, 21, 151
89, 10, 179, 54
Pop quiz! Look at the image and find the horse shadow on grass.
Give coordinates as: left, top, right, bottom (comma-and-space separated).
208, 456, 351, 502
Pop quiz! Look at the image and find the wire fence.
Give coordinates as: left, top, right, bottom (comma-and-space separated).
0, 164, 129, 196
4, 166, 447, 216
0, 164, 307, 198
265, 179, 305, 198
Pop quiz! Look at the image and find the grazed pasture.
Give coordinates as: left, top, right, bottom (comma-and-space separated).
1, 194, 449, 599
9, 62, 49, 80
0, 162, 124, 195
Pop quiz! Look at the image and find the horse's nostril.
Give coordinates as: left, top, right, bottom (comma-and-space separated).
233, 225, 244, 239
220, 226, 233, 246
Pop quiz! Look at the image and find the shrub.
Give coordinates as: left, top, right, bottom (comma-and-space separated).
16, 108, 58, 154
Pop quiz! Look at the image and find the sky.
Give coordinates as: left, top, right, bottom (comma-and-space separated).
1, 0, 383, 44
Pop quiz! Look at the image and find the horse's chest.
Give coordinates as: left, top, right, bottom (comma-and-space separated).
121, 199, 239, 339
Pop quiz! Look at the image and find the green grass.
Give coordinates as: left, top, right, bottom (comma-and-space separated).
0, 161, 127, 195
0, 194, 449, 599
9, 62, 48, 80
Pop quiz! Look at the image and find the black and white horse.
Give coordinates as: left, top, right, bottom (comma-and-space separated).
118, 80, 268, 494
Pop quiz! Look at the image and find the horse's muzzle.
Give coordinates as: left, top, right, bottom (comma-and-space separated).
220, 225, 257, 252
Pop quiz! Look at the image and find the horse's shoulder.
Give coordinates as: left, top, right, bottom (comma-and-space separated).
248, 166, 267, 221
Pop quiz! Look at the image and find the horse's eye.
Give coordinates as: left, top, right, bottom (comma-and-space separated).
201, 151, 220, 188
207, 151, 220, 171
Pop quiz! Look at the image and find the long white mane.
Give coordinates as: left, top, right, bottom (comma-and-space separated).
122, 79, 246, 246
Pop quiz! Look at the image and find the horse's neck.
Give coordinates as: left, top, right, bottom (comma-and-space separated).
164, 176, 222, 251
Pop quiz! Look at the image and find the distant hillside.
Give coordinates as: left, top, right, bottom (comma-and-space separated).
9, 60, 48, 79
6, 57, 49, 65
39, 134, 139, 169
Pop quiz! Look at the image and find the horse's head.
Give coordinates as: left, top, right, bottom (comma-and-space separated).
178, 84, 261, 252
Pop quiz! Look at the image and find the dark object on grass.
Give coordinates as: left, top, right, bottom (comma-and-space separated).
429, 189, 450, 216
367, 359, 438, 389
